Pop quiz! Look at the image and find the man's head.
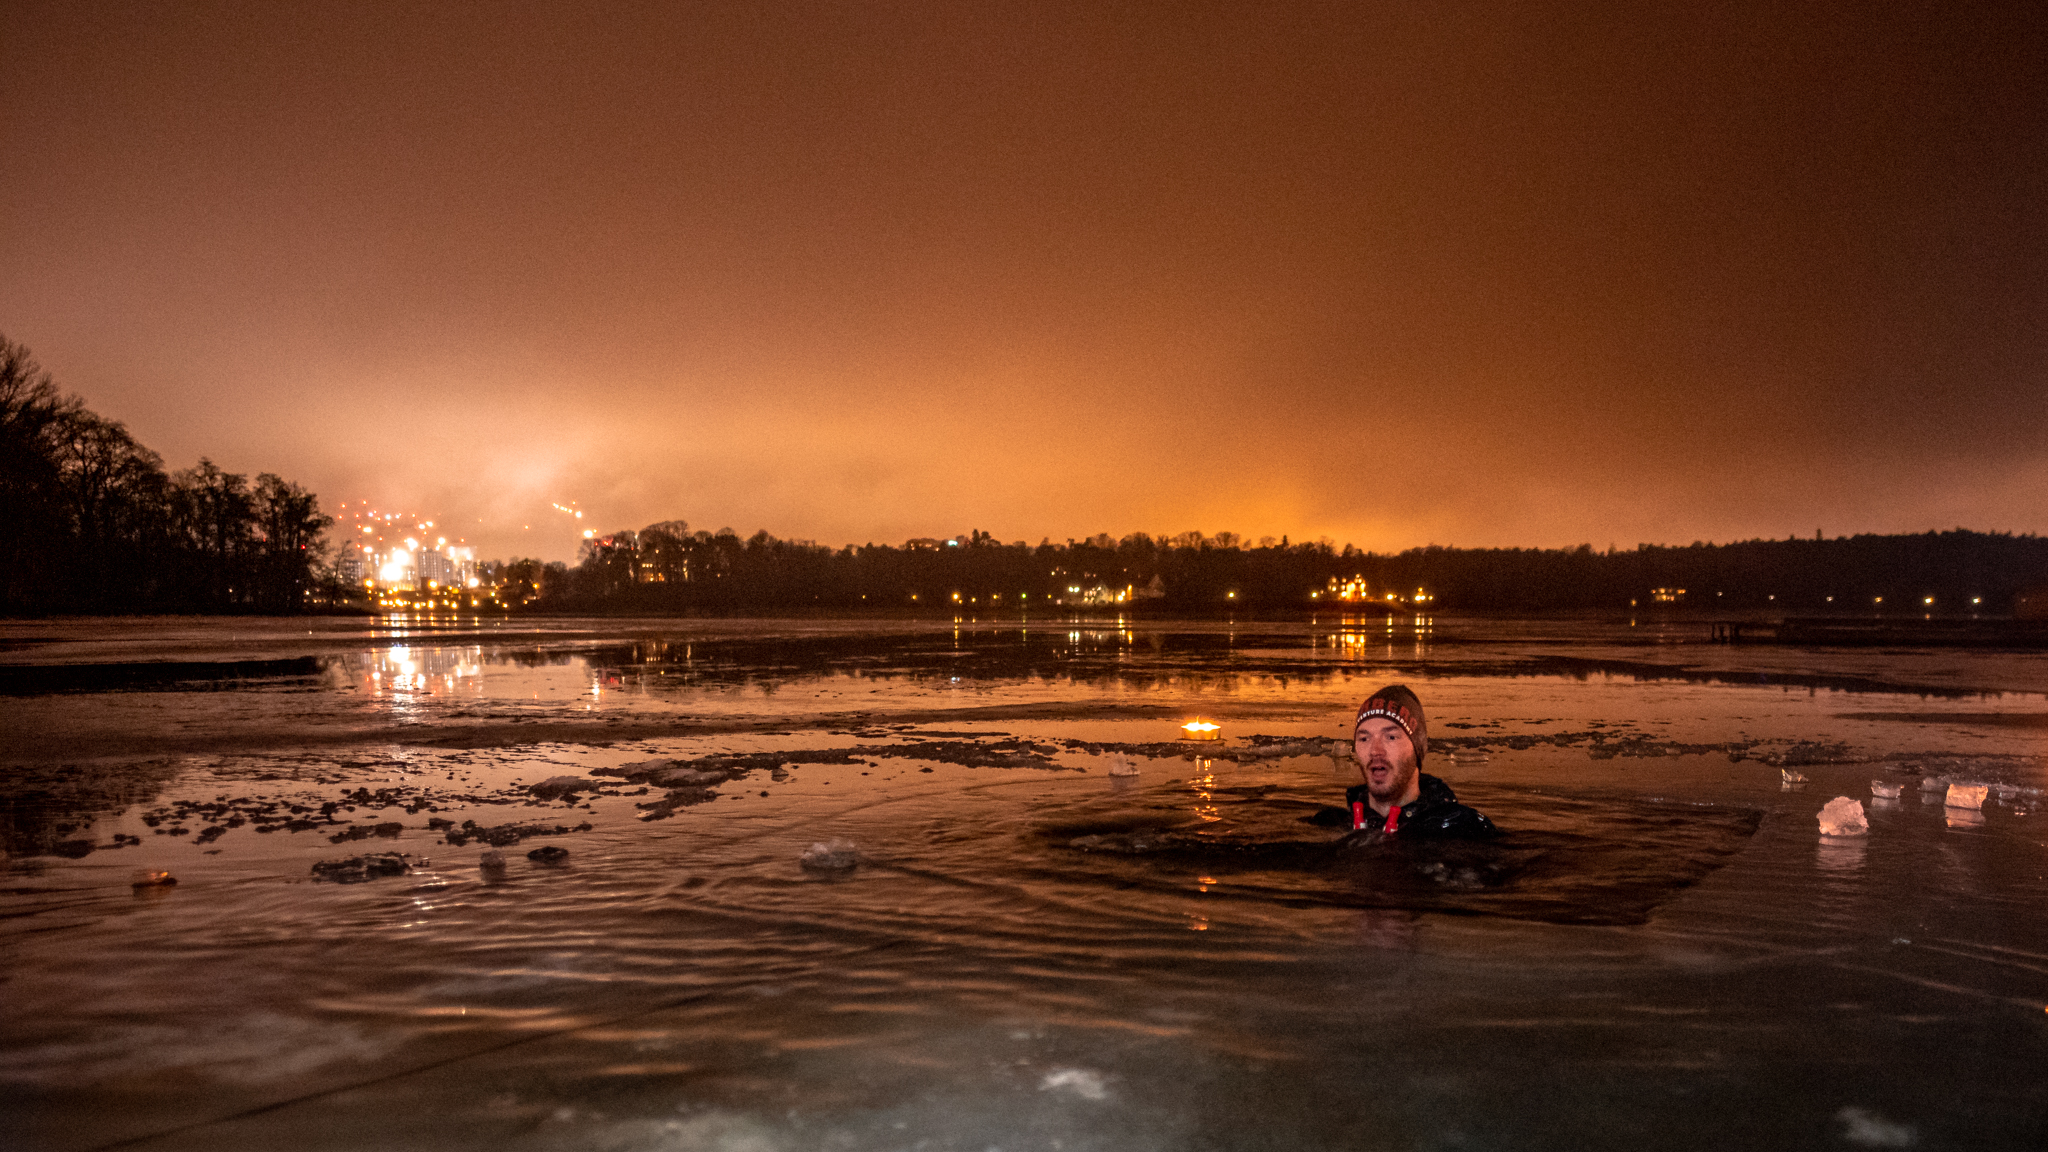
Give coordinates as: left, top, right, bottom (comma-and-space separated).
1352, 685, 1427, 808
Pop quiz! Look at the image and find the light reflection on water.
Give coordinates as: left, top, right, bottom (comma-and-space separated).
1, 617, 2046, 1150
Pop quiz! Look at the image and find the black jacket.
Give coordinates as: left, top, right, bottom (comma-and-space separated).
1343, 773, 1498, 839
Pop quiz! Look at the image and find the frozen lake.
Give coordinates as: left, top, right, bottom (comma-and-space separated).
3, 614, 2046, 1150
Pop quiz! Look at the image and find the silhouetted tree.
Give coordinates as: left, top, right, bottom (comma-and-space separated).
0, 333, 333, 615
0, 338, 79, 609
250, 474, 331, 612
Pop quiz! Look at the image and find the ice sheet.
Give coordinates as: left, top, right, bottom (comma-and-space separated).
3, 616, 2045, 1150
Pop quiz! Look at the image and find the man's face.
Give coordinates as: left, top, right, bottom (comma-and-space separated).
1353, 716, 1420, 806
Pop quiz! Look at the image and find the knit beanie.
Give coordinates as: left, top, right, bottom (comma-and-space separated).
1353, 684, 1428, 765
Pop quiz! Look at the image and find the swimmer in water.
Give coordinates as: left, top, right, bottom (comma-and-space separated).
1343, 684, 1497, 839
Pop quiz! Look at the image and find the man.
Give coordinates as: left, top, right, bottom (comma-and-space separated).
1343, 684, 1496, 839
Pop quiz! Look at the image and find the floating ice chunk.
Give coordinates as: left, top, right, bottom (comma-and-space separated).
1837, 1105, 1916, 1147
1944, 783, 1988, 810
528, 775, 594, 799
310, 853, 410, 883
1869, 780, 1901, 799
655, 766, 730, 787
1106, 753, 1139, 776
1040, 1067, 1108, 1100
1818, 797, 1869, 837
799, 838, 859, 871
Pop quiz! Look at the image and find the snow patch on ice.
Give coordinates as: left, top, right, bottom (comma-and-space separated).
1040, 1067, 1109, 1100
534, 1112, 785, 1152
1837, 1105, 1916, 1147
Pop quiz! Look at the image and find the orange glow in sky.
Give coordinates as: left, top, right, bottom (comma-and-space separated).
3, 3, 2043, 560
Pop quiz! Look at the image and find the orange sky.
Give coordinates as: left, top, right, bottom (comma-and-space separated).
4, 1, 2044, 562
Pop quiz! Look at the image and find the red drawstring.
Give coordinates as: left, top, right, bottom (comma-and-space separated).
1353, 801, 1403, 834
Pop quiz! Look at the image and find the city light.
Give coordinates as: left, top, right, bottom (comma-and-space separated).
334, 501, 485, 608
1322, 576, 1432, 605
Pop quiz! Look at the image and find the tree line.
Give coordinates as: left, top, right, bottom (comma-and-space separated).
534, 521, 2048, 616
8, 328, 2041, 618
0, 336, 330, 615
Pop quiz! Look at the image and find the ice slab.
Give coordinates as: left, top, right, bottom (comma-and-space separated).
1818, 796, 1869, 837
1945, 783, 1988, 810
800, 838, 859, 871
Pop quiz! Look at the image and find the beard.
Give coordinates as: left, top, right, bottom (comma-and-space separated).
1363, 757, 1418, 805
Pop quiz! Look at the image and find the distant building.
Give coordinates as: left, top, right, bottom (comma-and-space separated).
1057, 576, 1163, 606
412, 544, 477, 589
1326, 575, 1369, 602
417, 547, 454, 587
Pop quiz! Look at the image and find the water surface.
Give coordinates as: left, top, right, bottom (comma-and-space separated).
3, 615, 2045, 1150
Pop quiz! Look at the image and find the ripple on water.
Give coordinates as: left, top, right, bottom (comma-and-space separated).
4, 619, 2048, 1150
